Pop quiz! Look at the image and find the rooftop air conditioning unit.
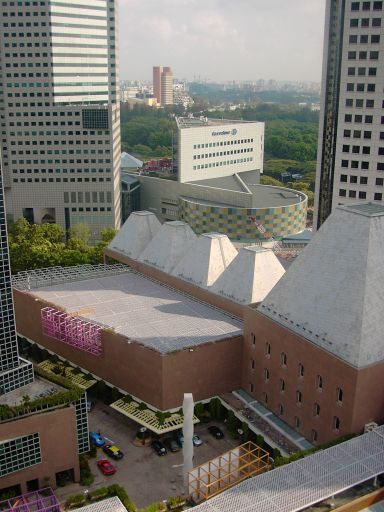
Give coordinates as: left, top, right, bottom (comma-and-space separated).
364, 422, 378, 433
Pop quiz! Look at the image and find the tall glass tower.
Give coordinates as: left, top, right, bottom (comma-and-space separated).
314, 0, 384, 229
0, 170, 33, 394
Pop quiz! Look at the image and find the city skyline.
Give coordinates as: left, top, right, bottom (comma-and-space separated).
119, 0, 326, 82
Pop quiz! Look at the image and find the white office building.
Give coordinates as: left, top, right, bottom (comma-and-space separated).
176, 117, 264, 183
0, 0, 121, 240
314, 0, 384, 228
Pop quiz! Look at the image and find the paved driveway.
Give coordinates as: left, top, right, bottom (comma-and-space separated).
56, 401, 240, 509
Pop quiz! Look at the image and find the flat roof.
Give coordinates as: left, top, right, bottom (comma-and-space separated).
31, 269, 242, 354
176, 117, 261, 129
2, 375, 65, 406
71, 497, 127, 512
193, 425, 384, 512
339, 202, 384, 217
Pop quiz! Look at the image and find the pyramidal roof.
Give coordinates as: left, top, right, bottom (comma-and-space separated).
121, 151, 143, 168
108, 211, 161, 259
138, 221, 197, 273
171, 233, 238, 287
259, 203, 384, 368
211, 245, 285, 305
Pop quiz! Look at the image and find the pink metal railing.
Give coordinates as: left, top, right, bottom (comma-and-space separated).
41, 307, 102, 355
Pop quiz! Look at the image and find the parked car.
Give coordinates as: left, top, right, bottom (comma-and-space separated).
97, 458, 116, 475
208, 426, 224, 439
193, 435, 203, 446
103, 444, 124, 460
152, 439, 167, 456
165, 438, 180, 452
89, 431, 105, 447
174, 430, 184, 447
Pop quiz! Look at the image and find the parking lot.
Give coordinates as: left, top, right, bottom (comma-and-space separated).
55, 401, 241, 509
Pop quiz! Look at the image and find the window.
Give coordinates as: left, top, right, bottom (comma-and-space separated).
349, 190, 357, 198
370, 51, 379, 59
265, 342, 271, 357
340, 174, 348, 182
279, 378, 285, 392
362, 0, 370, 8
312, 430, 318, 442
296, 390, 302, 404
281, 352, 287, 367
278, 404, 284, 416
316, 375, 323, 390
372, 17, 381, 25
346, 98, 353, 107
294, 416, 300, 429
336, 387, 344, 403
360, 176, 368, 184
333, 416, 341, 430
351, 1, 360, 9
373, 1, 383, 9
366, 99, 374, 107
339, 189, 347, 197
298, 363, 304, 377
347, 67, 355, 76
376, 177, 384, 186
346, 83, 354, 91
349, 34, 358, 43
348, 51, 356, 60
371, 34, 380, 43
341, 160, 349, 168
367, 83, 375, 92
262, 392, 268, 404
251, 333, 256, 345
250, 383, 254, 393
350, 18, 359, 26
359, 191, 367, 199
374, 192, 383, 200
362, 18, 370, 26
314, 403, 320, 416
264, 368, 270, 382
350, 175, 358, 183
251, 359, 255, 369
360, 34, 369, 43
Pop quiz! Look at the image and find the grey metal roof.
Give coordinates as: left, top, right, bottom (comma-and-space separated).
31, 269, 242, 354
193, 425, 384, 512
188, 174, 249, 193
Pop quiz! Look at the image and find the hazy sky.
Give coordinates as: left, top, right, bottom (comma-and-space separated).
119, 0, 326, 83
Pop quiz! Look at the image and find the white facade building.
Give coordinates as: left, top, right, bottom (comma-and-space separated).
314, 0, 384, 229
176, 117, 264, 183
0, 0, 121, 240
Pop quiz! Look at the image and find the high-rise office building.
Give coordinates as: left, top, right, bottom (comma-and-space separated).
152, 66, 173, 106
0, 170, 34, 394
314, 0, 384, 229
0, 0, 121, 240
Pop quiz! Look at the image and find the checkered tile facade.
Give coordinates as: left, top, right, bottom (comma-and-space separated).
179, 198, 307, 241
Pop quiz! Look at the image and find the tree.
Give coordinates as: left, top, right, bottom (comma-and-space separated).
69, 223, 91, 244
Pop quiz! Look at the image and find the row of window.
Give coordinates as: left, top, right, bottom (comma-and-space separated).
351, 1, 383, 10
344, 113, 373, 123
349, 34, 380, 44
350, 17, 382, 27
64, 191, 112, 204
348, 50, 379, 59
254, 390, 342, 433
13, 168, 110, 173
343, 129, 372, 138
340, 174, 384, 186
13, 177, 111, 183
346, 82, 376, 92
345, 98, 375, 108
193, 139, 254, 149
339, 189, 382, 199
342, 144, 371, 154
193, 157, 253, 170
193, 148, 253, 159
347, 66, 377, 76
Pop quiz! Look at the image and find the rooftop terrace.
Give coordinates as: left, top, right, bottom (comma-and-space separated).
26, 266, 242, 354
176, 117, 261, 129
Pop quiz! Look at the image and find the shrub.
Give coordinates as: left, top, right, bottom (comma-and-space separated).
138, 402, 148, 411
106, 484, 137, 512
194, 402, 205, 419
89, 487, 109, 501
79, 455, 94, 486
88, 444, 97, 458
122, 394, 133, 404
65, 494, 87, 509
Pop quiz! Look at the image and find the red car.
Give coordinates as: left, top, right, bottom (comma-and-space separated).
97, 458, 116, 476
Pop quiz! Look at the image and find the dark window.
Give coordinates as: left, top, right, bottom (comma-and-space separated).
358, 67, 366, 75
362, 146, 371, 154
352, 145, 360, 153
365, 115, 373, 123
371, 34, 380, 43
381, 132, 384, 140
379, 148, 384, 155
348, 51, 357, 59
340, 174, 348, 182
372, 17, 382, 25
353, 130, 361, 138
374, 192, 382, 200
349, 34, 358, 43
346, 83, 354, 91
363, 0, 371, 8
333, 416, 341, 430
367, 83, 376, 92
366, 99, 374, 107
357, 83, 365, 91
339, 189, 347, 197
375, 177, 384, 185
351, 160, 359, 168
350, 175, 358, 183
360, 34, 369, 43
361, 18, 370, 26
368, 67, 377, 75
361, 161, 369, 169
359, 51, 367, 59
351, 1, 360, 8
360, 176, 368, 184
350, 18, 359, 26
349, 190, 357, 198
343, 145, 350, 152
359, 191, 367, 199
346, 98, 353, 107
356, 99, 364, 107
370, 51, 379, 59
373, 1, 383, 8
377, 163, 384, 170
355, 115, 363, 122
281, 352, 287, 366
314, 403, 320, 416
364, 131, 372, 139
344, 129, 351, 137
341, 160, 349, 167
348, 67, 356, 76
345, 114, 352, 122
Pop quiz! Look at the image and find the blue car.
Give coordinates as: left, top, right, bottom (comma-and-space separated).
89, 431, 105, 447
